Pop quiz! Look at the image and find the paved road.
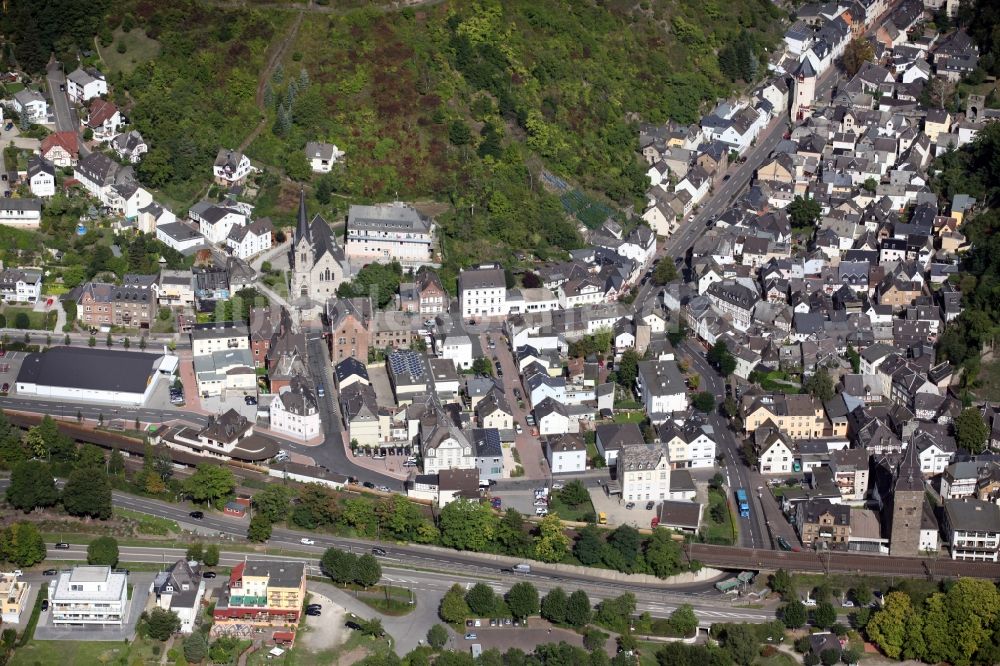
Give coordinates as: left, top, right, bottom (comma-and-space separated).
44, 62, 89, 157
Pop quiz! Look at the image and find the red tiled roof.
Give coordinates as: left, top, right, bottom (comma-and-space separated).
41, 131, 78, 156
87, 99, 118, 128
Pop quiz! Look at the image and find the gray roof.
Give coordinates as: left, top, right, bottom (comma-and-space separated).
472, 428, 503, 458
16, 347, 163, 394
240, 560, 304, 588
944, 498, 1000, 533
0, 197, 41, 212
637, 360, 686, 396
618, 443, 667, 470
459, 265, 506, 291
348, 202, 432, 234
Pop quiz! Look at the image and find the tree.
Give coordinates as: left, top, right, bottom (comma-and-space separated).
845, 344, 861, 373
354, 553, 382, 588
819, 649, 839, 666
616, 349, 640, 388
842, 38, 875, 77
804, 367, 835, 402
574, 525, 604, 565
692, 391, 716, 413
321, 548, 356, 585
204, 543, 220, 567
145, 607, 181, 640
186, 542, 204, 563
88, 335, 96, 347
440, 583, 470, 623
865, 591, 913, 659
841, 646, 862, 665
183, 632, 209, 662
653, 259, 678, 285
782, 601, 807, 629
0, 522, 46, 566
583, 628, 609, 652
559, 480, 590, 507
565, 589, 592, 627
183, 464, 235, 505
357, 617, 385, 638
666, 604, 698, 637
253, 484, 293, 524
438, 499, 498, 552
506, 581, 539, 620
541, 587, 568, 624
427, 623, 448, 650
813, 601, 836, 629
851, 581, 871, 606
720, 623, 759, 666
449, 120, 471, 146
955, 407, 989, 453
645, 528, 684, 578
247, 514, 272, 542
534, 513, 570, 563
770, 569, 793, 599
87, 536, 119, 567
62, 467, 112, 519
6, 460, 59, 512
596, 593, 636, 633
472, 357, 493, 376
465, 582, 497, 616
788, 196, 822, 229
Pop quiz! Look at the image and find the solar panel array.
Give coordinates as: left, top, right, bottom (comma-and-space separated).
388, 350, 424, 379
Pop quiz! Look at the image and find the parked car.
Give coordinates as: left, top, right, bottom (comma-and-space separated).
317, 385, 325, 397
645, 501, 655, 510
465, 633, 477, 640
0, 383, 8, 393
514, 423, 523, 435
43, 569, 57, 576
376, 485, 391, 493
842, 599, 854, 607
625, 502, 635, 510
551, 482, 564, 490
54, 542, 70, 549
535, 507, 548, 516
307, 604, 322, 611
306, 609, 321, 617
189, 511, 204, 519
244, 395, 257, 405
362, 481, 376, 489
203, 571, 217, 579
41, 600, 49, 611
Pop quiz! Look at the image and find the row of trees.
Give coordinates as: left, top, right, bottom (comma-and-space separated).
320, 548, 383, 588
7, 457, 113, 520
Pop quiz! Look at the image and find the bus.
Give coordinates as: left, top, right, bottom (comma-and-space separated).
735, 488, 750, 518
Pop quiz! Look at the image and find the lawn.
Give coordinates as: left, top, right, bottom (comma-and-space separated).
98, 28, 162, 76
974, 359, 1000, 402
549, 495, 597, 522
613, 411, 646, 424
356, 584, 415, 616
700, 487, 736, 545
1, 305, 56, 331
246, 632, 394, 666
754, 652, 799, 666
11, 636, 163, 666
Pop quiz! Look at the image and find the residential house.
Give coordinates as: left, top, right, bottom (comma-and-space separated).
0, 268, 41, 303
618, 443, 671, 502
66, 67, 107, 102
706, 281, 757, 331
111, 130, 148, 163
27, 157, 55, 197
40, 131, 79, 167
400, 268, 447, 316
535, 397, 570, 436
0, 574, 29, 623
796, 499, 851, 548
758, 428, 796, 474
326, 297, 371, 362
742, 393, 825, 439
270, 376, 321, 440
12, 89, 47, 122
475, 389, 513, 430
151, 559, 205, 634
345, 202, 436, 267
189, 199, 249, 246
595, 423, 644, 466
305, 141, 344, 173
658, 419, 717, 468
76, 274, 158, 328
635, 360, 688, 420
438, 333, 473, 371
340, 383, 381, 449
190, 321, 250, 356
472, 428, 504, 482
421, 408, 475, 475
0, 198, 41, 227
942, 498, 1000, 562
86, 99, 122, 142
226, 217, 273, 260
459, 264, 508, 319
213, 148, 252, 186
829, 448, 870, 502
545, 433, 587, 474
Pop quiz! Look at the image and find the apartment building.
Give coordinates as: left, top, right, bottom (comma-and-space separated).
796, 499, 851, 548
190, 321, 250, 356
213, 560, 306, 625
742, 393, 825, 439
76, 274, 158, 328
943, 498, 1000, 562
459, 264, 508, 319
345, 202, 436, 266
49, 566, 129, 627
618, 443, 671, 502
0, 574, 29, 623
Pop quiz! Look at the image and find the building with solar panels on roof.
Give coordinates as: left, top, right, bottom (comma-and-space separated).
386, 349, 431, 405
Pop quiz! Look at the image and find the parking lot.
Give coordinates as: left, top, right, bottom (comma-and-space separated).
0, 350, 26, 393
452, 619, 616, 657
589, 483, 659, 530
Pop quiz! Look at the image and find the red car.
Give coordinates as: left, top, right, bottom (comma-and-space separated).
46, 298, 53, 306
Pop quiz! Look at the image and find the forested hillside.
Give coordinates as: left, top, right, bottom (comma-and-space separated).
1, 0, 783, 276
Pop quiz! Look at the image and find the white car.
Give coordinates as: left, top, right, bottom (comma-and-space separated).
514, 423, 523, 435
551, 482, 564, 490
535, 507, 548, 516
300, 538, 316, 546
842, 600, 854, 608
803, 598, 817, 607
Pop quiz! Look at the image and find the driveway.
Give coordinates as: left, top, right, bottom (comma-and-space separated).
590, 483, 658, 529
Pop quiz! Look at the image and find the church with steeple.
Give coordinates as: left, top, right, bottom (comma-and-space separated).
289, 189, 348, 305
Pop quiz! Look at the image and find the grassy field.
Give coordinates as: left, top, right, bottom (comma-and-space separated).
112, 507, 180, 536
99, 28, 162, 76
613, 411, 646, 424
1, 305, 56, 331
11, 636, 163, 666
974, 359, 1000, 401
701, 487, 736, 545
548, 495, 597, 522
356, 584, 415, 616
246, 632, 394, 666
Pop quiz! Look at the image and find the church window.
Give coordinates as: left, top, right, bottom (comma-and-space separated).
301, 253, 307, 264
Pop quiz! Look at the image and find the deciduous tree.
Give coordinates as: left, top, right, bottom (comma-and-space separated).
465, 582, 497, 616
320, 548, 356, 585
247, 514, 272, 542
842, 38, 875, 77
145, 607, 181, 640
62, 467, 112, 519
506, 581, 539, 620
955, 407, 989, 453
427, 623, 448, 650
541, 587, 567, 624
439, 499, 498, 552
354, 553, 382, 588
87, 536, 119, 567
440, 583, 470, 623
0, 522, 46, 566
782, 600, 806, 629
183, 464, 235, 505
565, 589, 592, 628
6, 460, 59, 512
534, 513, 570, 563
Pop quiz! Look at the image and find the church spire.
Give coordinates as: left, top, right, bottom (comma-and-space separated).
296, 188, 310, 244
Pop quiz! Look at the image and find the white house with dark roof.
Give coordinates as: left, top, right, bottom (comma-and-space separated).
595, 422, 644, 466
189, 199, 249, 245
112, 130, 148, 163
305, 141, 344, 173
0, 268, 41, 302
227, 217, 273, 260
12, 89, 46, 122
635, 360, 687, 419
270, 375, 321, 440
27, 157, 55, 197
345, 202, 436, 267
213, 148, 252, 186
151, 559, 205, 634
545, 433, 587, 473
535, 397, 570, 436
66, 67, 107, 103
459, 263, 508, 319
